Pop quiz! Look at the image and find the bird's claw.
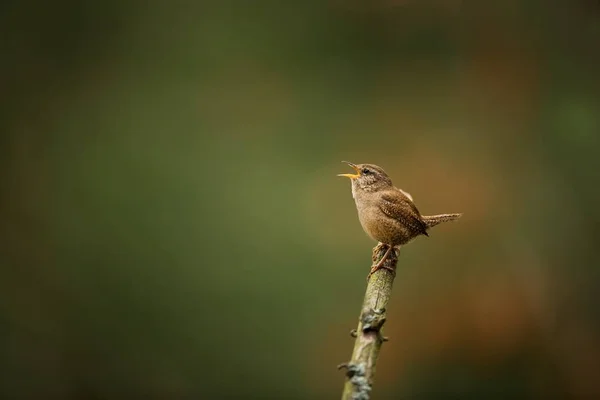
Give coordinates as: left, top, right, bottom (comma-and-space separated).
371, 243, 386, 262
367, 244, 396, 280
366, 263, 396, 281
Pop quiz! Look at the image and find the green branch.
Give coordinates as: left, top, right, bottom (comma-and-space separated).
339, 244, 399, 400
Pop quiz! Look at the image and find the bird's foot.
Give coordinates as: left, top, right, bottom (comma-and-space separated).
371, 243, 386, 262
367, 245, 395, 281
367, 263, 396, 281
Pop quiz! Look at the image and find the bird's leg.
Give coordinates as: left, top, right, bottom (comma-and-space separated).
371, 242, 386, 262
367, 245, 395, 280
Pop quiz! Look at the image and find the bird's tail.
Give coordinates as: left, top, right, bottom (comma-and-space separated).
422, 213, 462, 229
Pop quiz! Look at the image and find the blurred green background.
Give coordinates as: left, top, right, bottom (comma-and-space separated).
1, 1, 599, 399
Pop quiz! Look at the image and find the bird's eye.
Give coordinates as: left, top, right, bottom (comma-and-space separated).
362, 168, 370, 174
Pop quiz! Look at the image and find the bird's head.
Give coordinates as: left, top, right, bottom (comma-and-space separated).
338, 161, 393, 192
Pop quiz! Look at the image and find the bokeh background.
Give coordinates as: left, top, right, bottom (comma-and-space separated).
1, 1, 599, 399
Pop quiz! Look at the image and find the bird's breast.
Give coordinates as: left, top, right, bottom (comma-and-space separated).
356, 203, 410, 246
357, 205, 385, 239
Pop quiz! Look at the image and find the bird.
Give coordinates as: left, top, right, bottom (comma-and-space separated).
338, 161, 462, 278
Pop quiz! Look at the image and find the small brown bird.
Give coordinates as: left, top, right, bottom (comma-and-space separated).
338, 161, 461, 278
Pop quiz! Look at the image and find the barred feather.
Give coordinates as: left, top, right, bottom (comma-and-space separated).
422, 213, 462, 229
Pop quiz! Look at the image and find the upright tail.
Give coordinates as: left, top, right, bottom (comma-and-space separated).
422, 213, 462, 229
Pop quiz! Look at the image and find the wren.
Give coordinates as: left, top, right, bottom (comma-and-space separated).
338, 161, 461, 278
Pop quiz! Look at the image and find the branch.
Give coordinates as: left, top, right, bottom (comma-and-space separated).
339, 244, 399, 400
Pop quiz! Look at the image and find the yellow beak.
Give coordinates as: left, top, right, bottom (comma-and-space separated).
337, 161, 360, 179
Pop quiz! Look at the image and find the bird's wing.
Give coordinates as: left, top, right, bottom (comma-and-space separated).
398, 188, 413, 202
379, 191, 429, 236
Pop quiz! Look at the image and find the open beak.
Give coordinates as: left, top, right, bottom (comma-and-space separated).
337, 161, 360, 179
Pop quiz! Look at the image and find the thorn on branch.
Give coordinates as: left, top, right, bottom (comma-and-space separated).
350, 329, 357, 337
